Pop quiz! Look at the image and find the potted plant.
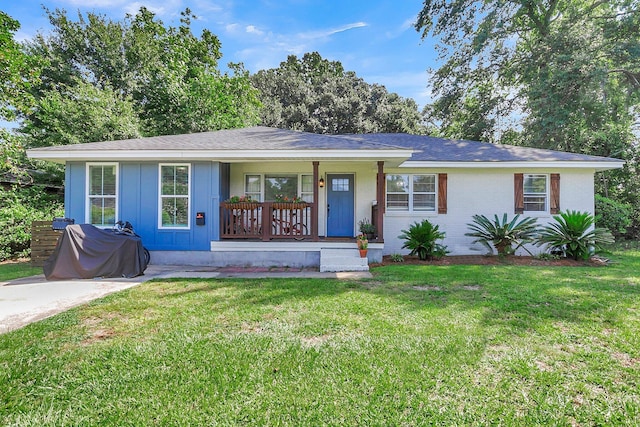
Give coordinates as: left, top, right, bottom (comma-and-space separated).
222, 195, 258, 209
273, 194, 306, 209
357, 234, 369, 258
358, 218, 376, 240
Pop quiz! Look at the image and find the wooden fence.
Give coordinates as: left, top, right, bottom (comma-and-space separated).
30, 221, 62, 267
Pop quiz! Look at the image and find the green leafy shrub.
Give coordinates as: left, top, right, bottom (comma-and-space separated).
389, 253, 405, 263
594, 194, 632, 239
465, 213, 538, 256
536, 210, 615, 260
0, 185, 64, 261
398, 219, 447, 261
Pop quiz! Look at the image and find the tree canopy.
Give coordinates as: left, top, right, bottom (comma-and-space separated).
251, 52, 425, 134
21, 7, 261, 146
415, 0, 639, 152
416, 0, 640, 234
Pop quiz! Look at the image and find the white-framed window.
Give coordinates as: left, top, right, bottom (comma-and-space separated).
159, 164, 190, 229
386, 174, 437, 212
86, 163, 118, 227
243, 173, 314, 201
524, 174, 547, 212
245, 175, 261, 201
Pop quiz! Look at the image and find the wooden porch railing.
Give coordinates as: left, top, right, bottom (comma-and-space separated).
220, 202, 317, 241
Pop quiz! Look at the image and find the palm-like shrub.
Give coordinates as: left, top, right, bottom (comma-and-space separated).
399, 219, 447, 261
465, 213, 538, 256
536, 210, 614, 260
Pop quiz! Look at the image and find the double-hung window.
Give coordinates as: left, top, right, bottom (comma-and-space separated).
523, 174, 547, 212
87, 163, 118, 227
160, 164, 190, 228
386, 174, 436, 212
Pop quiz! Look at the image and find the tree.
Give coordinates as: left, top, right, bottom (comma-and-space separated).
251, 52, 424, 134
23, 78, 141, 147
0, 12, 40, 121
416, 0, 640, 235
22, 7, 261, 140
415, 0, 639, 150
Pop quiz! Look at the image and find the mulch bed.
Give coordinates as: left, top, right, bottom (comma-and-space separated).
373, 255, 606, 267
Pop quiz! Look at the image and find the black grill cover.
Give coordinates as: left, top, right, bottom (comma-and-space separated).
44, 224, 148, 280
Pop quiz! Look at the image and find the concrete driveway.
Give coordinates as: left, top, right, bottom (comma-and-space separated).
0, 265, 370, 334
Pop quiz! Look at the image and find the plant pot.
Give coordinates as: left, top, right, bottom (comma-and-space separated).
222, 202, 260, 210
273, 202, 307, 210
359, 249, 368, 258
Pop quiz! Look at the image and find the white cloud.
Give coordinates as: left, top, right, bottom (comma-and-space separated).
61, 0, 130, 6
385, 17, 415, 39
123, 2, 166, 16
225, 23, 239, 32
245, 25, 264, 36
297, 21, 367, 40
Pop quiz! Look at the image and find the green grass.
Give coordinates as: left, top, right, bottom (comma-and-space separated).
0, 261, 41, 282
1, 251, 640, 425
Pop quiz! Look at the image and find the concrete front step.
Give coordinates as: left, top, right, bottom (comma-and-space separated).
320, 248, 369, 272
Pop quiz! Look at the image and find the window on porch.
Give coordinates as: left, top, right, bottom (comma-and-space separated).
244, 174, 314, 202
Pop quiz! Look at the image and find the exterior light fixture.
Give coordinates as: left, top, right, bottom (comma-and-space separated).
319, 177, 325, 188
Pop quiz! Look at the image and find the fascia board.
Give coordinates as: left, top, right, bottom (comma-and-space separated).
399, 161, 625, 171
27, 149, 414, 163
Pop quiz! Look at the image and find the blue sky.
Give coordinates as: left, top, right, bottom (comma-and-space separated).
4, 0, 437, 109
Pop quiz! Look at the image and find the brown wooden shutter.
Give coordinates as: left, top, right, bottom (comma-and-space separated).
438, 173, 447, 214
514, 173, 524, 214
550, 173, 560, 214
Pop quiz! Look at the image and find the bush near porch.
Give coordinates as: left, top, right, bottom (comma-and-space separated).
1, 249, 639, 425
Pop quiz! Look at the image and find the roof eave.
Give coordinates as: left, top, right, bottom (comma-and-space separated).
27, 149, 414, 164
399, 160, 624, 171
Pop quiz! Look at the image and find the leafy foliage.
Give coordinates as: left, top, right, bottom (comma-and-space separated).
415, 0, 640, 221
595, 194, 633, 239
536, 210, 615, 260
399, 219, 447, 260
251, 52, 424, 134
0, 185, 64, 261
415, 0, 639, 146
0, 12, 40, 121
465, 214, 538, 256
22, 7, 260, 142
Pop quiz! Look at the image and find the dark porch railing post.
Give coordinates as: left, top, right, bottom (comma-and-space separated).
376, 161, 385, 242
312, 161, 319, 241
262, 202, 271, 241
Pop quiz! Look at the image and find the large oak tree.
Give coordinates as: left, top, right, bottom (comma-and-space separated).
251, 52, 425, 135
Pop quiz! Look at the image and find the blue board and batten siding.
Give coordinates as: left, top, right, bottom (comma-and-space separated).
65, 161, 223, 251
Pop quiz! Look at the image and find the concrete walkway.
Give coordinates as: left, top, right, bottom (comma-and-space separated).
0, 265, 371, 334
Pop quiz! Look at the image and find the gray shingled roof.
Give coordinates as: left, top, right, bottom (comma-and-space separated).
344, 133, 622, 163
33, 126, 406, 152
29, 126, 622, 164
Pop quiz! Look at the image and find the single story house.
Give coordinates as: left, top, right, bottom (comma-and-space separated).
27, 126, 623, 271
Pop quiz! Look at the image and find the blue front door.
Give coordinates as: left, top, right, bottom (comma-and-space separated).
326, 174, 354, 237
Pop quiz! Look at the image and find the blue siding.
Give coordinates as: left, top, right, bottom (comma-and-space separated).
65, 162, 85, 222
64, 160, 223, 251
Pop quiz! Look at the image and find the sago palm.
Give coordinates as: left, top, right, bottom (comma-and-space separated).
399, 219, 447, 261
465, 213, 538, 256
536, 210, 614, 260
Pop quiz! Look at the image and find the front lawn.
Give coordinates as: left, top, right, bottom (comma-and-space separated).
0, 260, 41, 282
1, 251, 639, 425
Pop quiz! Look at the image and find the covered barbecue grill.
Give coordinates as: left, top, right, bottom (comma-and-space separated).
44, 223, 149, 280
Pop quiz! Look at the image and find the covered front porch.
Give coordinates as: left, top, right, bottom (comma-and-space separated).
219, 160, 388, 243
